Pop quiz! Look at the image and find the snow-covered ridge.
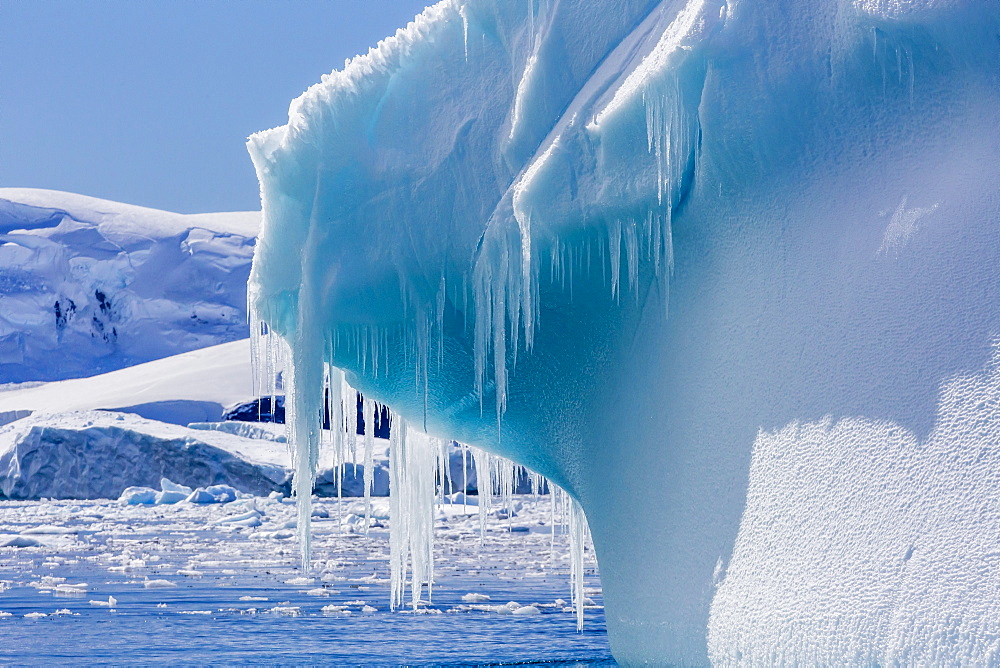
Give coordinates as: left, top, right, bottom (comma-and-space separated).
0, 188, 259, 383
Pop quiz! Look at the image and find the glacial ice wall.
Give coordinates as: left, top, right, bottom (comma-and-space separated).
248, 0, 1000, 664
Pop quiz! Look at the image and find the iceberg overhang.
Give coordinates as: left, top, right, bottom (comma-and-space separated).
248, 0, 1000, 663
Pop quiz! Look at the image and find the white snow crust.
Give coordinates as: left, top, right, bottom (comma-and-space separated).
0, 339, 254, 426
246, 0, 1000, 664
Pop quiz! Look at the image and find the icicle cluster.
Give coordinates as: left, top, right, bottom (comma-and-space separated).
248, 316, 595, 624
388, 418, 439, 610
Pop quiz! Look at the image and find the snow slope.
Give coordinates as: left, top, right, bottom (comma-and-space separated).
247, 0, 1000, 664
0, 339, 254, 427
0, 188, 258, 383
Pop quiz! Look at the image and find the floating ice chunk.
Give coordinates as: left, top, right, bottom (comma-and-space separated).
144, 579, 176, 588
0, 612, 11, 618
361, 605, 377, 613
461, 593, 491, 603
512, 605, 541, 616
1, 535, 41, 548
160, 478, 193, 495
154, 490, 188, 505
284, 577, 314, 586
89, 596, 117, 607
185, 484, 238, 504
498, 601, 522, 615
53, 583, 88, 596
176, 569, 203, 577
320, 604, 350, 614
185, 488, 217, 504
155, 478, 193, 505
213, 510, 262, 528
119, 486, 157, 505
205, 485, 239, 503
24, 612, 47, 619
270, 606, 301, 616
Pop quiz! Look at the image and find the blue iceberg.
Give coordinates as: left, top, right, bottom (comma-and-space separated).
247, 0, 1000, 663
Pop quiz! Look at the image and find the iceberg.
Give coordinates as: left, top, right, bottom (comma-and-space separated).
247, 0, 1000, 664
0, 411, 288, 499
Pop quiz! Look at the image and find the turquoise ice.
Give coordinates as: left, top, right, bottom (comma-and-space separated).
248, 1, 1000, 663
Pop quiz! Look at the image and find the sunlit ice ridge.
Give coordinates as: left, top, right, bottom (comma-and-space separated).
247, 0, 1000, 664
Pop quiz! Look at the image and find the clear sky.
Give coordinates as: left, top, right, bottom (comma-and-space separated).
0, 1, 432, 213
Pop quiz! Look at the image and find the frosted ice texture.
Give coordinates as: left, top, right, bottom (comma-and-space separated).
247, 0, 1000, 663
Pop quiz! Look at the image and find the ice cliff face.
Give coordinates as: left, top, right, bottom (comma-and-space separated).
0, 189, 258, 383
247, 0, 1000, 664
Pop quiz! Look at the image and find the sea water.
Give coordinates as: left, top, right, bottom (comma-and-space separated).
0, 496, 612, 665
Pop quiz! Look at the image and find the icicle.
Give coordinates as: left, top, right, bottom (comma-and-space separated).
492, 262, 508, 422
287, 342, 323, 572
343, 378, 357, 443
436, 276, 446, 372
497, 458, 516, 528
609, 219, 622, 301
388, 417, 438, 610
470, 446, 493, 542
624, 220, 639, 299
461, 442, 469, 510
437, 438, 450, 502
518, 211, 534, 350
569, 497, 589, 632
363, 396, 376, 533
550, 484, 557, 556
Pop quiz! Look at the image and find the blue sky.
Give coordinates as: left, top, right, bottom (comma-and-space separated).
0, 1, 431, 213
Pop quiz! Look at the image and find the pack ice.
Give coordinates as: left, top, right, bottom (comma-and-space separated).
0, 189, 258, 383
247, 0, 1000, 664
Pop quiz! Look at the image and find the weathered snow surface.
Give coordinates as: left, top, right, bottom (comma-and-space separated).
0, 410, 289, 499
0, 339, 254, 426
0, 188, 259, 384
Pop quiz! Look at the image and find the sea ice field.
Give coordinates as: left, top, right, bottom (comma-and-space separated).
0, 493, 612, 665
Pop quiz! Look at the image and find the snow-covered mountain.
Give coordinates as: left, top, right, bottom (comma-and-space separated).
0, 188, 258, 383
